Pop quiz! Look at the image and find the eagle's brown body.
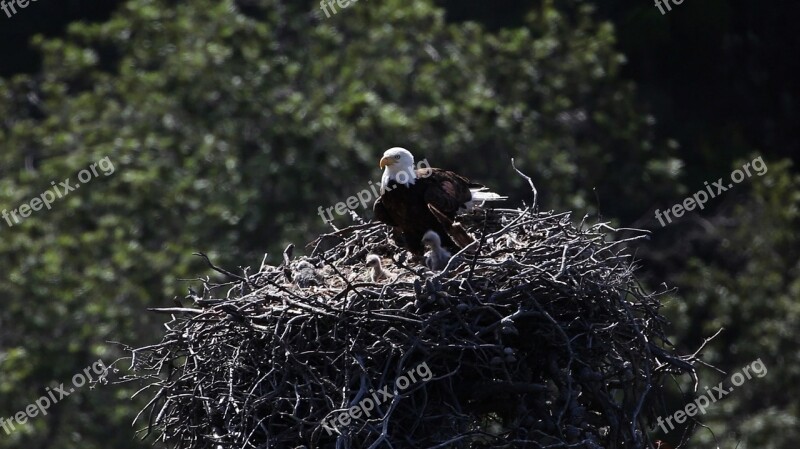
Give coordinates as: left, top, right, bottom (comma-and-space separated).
373, 168, 480, 254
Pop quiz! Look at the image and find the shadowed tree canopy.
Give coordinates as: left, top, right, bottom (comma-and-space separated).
0, 0, 797, 448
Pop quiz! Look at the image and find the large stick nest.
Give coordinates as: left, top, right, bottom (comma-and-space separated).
127, 202, 699, 449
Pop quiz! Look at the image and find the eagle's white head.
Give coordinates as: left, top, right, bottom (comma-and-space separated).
379, 147, 417, 191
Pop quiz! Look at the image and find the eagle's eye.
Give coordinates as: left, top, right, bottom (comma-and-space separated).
394, 155, 400, 160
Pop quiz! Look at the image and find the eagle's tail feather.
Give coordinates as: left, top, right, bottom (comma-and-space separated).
469, 187, 507, 202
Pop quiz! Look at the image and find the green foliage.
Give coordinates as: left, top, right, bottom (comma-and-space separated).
659, 159, 800, 448
1, 0, 795, 448
0, 1, 676, 446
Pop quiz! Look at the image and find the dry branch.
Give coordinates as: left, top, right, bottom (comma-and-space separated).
125, 204, 699, 449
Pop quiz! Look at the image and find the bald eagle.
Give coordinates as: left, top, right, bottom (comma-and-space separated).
292, 260, 323, 288
422, 230, 452, 271
373, 147, 505, 254
365, 254, 390, 282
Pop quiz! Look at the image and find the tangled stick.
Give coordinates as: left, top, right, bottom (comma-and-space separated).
125, 203, 700, 449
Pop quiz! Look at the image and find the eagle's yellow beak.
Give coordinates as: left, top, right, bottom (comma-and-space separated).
379, 156, 395, 169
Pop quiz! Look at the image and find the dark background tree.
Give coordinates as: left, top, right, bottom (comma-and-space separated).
1, 0, 797, 448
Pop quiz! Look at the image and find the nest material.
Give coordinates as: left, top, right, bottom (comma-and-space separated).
128, 206, 698, 449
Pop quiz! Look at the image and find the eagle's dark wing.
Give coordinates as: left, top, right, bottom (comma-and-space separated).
420, 168, 474, 217
372, 196, 396, 226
